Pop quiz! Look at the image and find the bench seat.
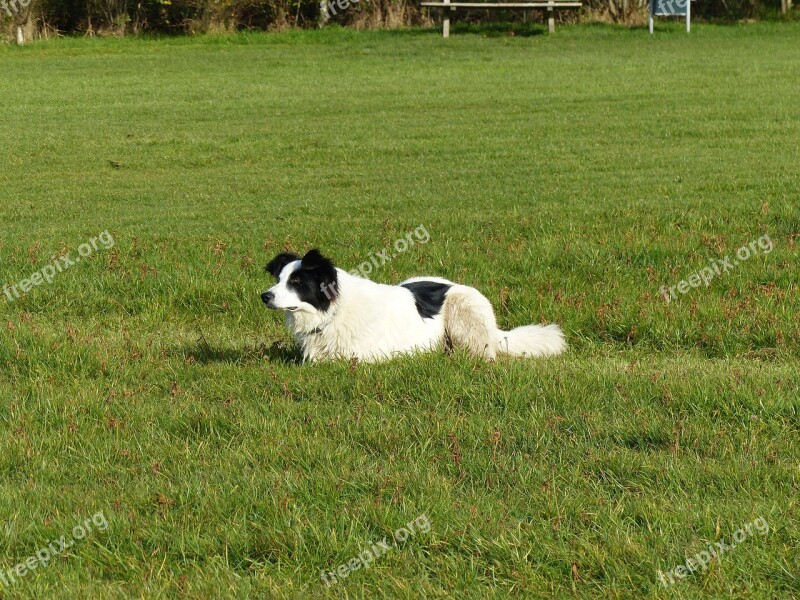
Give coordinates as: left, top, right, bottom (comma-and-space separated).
421, 0, 581, 35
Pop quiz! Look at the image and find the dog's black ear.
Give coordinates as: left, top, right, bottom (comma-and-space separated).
301, 249, 332, 270
266, 252, 299, 279
301, 249, 339, 303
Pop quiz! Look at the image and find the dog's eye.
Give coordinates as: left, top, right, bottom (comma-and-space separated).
289, 276, 302, 284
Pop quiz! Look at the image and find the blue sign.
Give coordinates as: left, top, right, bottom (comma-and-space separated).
653, 0, 688, 14
650, 0, 690, 31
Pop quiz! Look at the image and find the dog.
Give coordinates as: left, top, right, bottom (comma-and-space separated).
261, 249, 566, 363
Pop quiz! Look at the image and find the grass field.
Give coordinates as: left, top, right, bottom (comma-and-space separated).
1, 21, 799, 599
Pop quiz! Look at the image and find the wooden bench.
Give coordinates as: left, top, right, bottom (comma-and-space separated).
420, 0, 581, 36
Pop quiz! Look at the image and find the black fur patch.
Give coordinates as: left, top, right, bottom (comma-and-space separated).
401, 281, 451, 319
266, 252, 299, 279
287, 249, 338, 311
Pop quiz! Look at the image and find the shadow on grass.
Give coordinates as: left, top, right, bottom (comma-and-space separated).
450, 21, 548, 36
173, 339, 303, 365
618, 430, 672, 453
383, 22, 547, 37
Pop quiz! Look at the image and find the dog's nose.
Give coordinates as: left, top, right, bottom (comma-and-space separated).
261, 291, 274, 305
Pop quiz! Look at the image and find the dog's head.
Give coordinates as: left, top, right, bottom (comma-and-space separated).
261, 249, 338, 313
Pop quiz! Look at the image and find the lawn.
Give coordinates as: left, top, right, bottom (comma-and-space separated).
0, 21, 798, 599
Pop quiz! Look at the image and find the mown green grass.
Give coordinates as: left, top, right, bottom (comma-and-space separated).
1, 21, 798, 599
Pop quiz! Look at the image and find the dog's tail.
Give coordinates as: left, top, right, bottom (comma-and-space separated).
443, 286, 566, 359
495, 324, 566, 357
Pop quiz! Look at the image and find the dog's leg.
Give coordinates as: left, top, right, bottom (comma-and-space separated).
442, 286, 498, 359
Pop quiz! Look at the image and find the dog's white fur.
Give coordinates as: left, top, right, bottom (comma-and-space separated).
267, 261, 566, 363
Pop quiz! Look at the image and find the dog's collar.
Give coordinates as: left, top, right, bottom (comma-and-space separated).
308, 307, 336, 335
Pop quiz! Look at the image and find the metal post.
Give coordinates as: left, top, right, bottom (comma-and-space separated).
686, 0, 690, 32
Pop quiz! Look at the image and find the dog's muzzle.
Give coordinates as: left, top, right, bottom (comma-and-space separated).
261, 291, 275, 308
261, 291, 299, 311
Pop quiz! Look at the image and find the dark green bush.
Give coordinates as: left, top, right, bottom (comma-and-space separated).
0, 0, 793, 41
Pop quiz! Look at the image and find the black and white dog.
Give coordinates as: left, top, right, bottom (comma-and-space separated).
261, 249, 566, 362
